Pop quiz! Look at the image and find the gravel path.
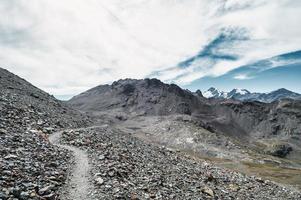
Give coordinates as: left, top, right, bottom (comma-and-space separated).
49, 130, 94, 200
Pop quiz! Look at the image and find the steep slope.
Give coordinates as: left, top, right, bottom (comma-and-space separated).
0, 67, 91, 199
210, 99, 301, 159
0, 68, 90, 129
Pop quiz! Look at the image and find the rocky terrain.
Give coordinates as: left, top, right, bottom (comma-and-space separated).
0, 67, 91, 199
1, 68, 301, 199
59, 126, 301, 199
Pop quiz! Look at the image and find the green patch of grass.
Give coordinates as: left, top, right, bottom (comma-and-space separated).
242, 161, 301, 190
181, 149, 301, 191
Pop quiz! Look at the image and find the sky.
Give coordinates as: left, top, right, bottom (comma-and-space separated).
187, 51, 301, 93
0, 0, 300, 100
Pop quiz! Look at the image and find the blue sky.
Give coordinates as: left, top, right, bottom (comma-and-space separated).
0, 0, 300, 99
185, 51, 301, 93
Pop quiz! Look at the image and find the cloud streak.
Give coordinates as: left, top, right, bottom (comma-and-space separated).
233, 74, 253, 80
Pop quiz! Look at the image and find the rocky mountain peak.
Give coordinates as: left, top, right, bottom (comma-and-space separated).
230, 88, 250, 94
271, 88, 294, 94
208, 87, 218, 92
228, 88, 251, 98
195, 89, 203, 97
203, 87, 227, 98
69, 78, 201, 116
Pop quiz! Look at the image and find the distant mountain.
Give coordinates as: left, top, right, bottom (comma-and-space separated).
203, 87, 251, 99
256, 88, 301, 103
68, 78, 209, 116
203, 87, 228, 98
203, 87, 301, 103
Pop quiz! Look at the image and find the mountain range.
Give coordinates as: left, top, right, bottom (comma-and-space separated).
69, 78, 301, 158
203, 87, 301, 103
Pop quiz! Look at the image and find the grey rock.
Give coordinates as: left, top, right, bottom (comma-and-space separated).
265, 142, 293, 158
4, 154, 18, 160
0, 192, 8, 200
42, 193, 56, 200
38, 185, 55, 195
19, 191, 30, 200
201, 186, 215, 197
11, 187, 21, 198
95, 177, 104, 185
0, 128, 7, 135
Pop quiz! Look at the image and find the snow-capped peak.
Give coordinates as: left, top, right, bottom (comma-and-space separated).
202, 87, 300, 102
203, 88, 250, 99
203, 87, 218, 98
228, 88, 251, 98
203, 87, 228, 98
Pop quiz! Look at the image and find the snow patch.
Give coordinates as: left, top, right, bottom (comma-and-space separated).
233, 88, 249, 95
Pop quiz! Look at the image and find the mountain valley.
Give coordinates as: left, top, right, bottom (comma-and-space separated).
1, 68, 301, 199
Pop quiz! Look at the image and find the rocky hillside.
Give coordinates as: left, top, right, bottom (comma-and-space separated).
0, 68, 90, 129
210, 99, 301, 159
0, 67, 91, 199
69, 78, 209, 116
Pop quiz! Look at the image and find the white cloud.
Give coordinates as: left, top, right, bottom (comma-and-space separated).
233, 74, 253, 80
155, 0, 301, 85
0, 0, 300, 96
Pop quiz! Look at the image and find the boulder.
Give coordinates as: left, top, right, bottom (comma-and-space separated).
265, 142, 293, 158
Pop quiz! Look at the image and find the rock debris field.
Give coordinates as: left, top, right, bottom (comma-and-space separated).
0, 67, 90, 200
57, 126, 301, 200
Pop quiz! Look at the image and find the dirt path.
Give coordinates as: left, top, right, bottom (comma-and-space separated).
49, 130, 94, 200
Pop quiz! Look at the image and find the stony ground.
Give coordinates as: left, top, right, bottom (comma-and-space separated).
0, 71, 90, 200
0, 127, 72, 200
60, 126, 301, 200
49, 130, 95, 200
